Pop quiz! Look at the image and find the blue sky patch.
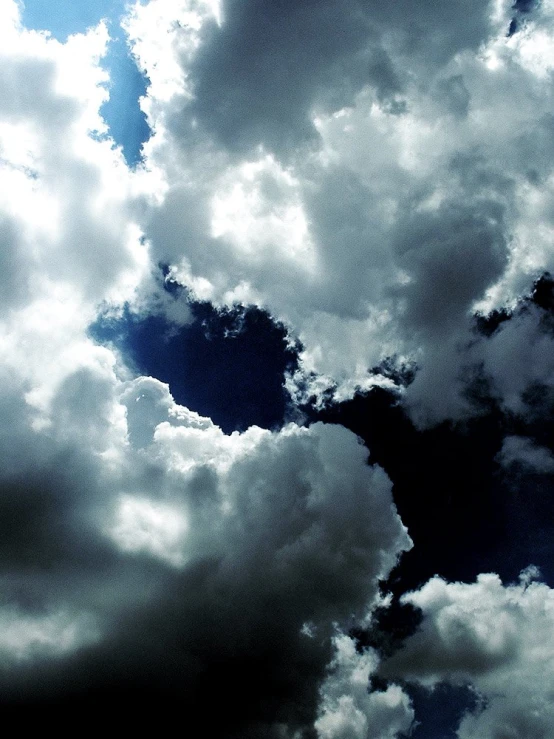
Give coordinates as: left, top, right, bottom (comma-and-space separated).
22, 0, 150, 165
90, 300, 301, 434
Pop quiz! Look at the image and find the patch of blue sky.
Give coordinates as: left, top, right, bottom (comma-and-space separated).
89, 289, 301, 434
21, 0, 151, 166
408, 683, 479, 739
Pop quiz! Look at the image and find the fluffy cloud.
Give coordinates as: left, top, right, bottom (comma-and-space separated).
120, 0, 554, 424
4, 0, 554, 733
316, 634, 414, 739
0, 8, 147, 311
0, 5, 414, 730
0, 365, 410, 732
380, 570, 554, 738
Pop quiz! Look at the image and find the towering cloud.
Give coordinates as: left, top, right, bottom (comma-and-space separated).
0, 365, 411, 734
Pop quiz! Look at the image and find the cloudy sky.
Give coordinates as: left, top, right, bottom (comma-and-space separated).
2, 0, 554, 735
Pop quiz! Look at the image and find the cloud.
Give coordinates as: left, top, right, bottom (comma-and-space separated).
380, 570, 554, 738
4, 0, 554, 733
0, 2, 149, 320
479, 300, 554, 417
315, 633, 414, 739
119, 0, 554, 426
0, 341, 410, 733
498, 435, 554, 474
0, 7, 414, 727
0, 607, 99, 664
172, 0, 495, 156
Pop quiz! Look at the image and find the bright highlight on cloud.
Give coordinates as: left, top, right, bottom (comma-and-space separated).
2, 0, 554, 735
0, 606, 98, 663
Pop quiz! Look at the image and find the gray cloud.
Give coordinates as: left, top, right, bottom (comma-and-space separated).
498, 435, 554, 474
182, 0, 495, 157
5, 0, 554, 734
0, 360, 410, 734
129, 0, 554, 418
316, 633, 414, 738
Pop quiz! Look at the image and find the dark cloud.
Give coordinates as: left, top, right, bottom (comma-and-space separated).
182, 0, 494, 156
0, 364, 409, 736
186, 0, 381, 156
303, 166, 393, 319
393, 200, 508, 337
433, 75, 471, 118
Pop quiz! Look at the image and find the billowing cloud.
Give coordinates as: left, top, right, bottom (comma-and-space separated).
316, 633, 414, 739
3, 0, 554, 733
119, 0, 554, 425
380, 569, 554, 738
0, 7, 146, 312
0, 363, 410, 732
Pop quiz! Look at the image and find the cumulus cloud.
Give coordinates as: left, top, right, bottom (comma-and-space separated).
380, 570, 554, 738
118, 0, 554, 425
0, 363, 410, 731
316, 633, 414, 739
4, 0, 554, 733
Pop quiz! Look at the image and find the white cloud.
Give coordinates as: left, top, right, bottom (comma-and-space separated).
119, 0, 554, 423
0, 0, 148, 319
381, 570, 554, 738
109, 495, 189, 566
2, 0, 554, 729
316, 633, 414, 739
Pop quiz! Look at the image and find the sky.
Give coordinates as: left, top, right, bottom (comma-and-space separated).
2, 0, 554, 736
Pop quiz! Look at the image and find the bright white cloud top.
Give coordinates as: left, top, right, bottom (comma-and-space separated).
1, 0, 554, 735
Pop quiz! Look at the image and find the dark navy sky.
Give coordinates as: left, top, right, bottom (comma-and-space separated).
90, 295, 300, 434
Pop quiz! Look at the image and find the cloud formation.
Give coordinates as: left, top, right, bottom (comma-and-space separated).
0, 366, 411, 733
117, 0, 554, 428
3, 0, 554, 734
380, 570, 554, 738
316, 634, 414, 739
